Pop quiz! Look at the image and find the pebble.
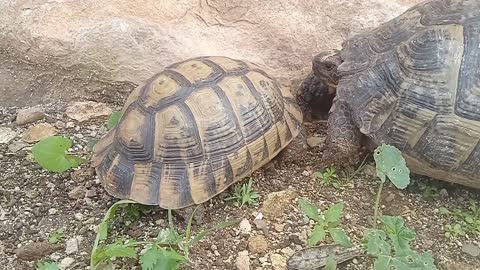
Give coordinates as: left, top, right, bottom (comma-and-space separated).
8, 140, 28, 152
270, 253, 287, 270
66, 122, 75, 128
248, 235, 268, 254
60, 257, 75, 269
235, 250, 250, 270
54, 121, 66, 129
260, 189, 296, 220
0, 127, 17, 144
85, 189, 97, 198
15, 107, 45, 125
439, 189, 449, 199
274, 223, 285, 232
253, 219, 268, 231
68, 186, 87, 199
22, 123, 57, 143
306, 136, 324, 148
49, 208, 58, 215
461, 243, 480, 257
65, 101, 112, 122
65, 237, 80, 254
239, 218, 252, 234
74, 213, 84, 221
280, 247, 295, 256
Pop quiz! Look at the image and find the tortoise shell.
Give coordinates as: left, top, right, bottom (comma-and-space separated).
92, 56, 303, 209
334, 0, 480, 188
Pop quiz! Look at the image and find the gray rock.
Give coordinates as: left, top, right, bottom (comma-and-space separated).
0, 127, 17, 144
16, 107, 45, 125
306, 136, 324, 148
235, 250, 250, 270
21, 123, 57, 143
65, 101, 112, 122
60, 257, 75, 269
65, 237, 81, 255
462, 243, 480, 257
239, 218, 252, 234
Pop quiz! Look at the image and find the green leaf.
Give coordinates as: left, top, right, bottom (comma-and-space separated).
36, 261, 60, 270
157, 227, 181, 245
32, 136, 84, 172
308, 224, 326, 246
140, 246, 187, 270
380, 216, 416, 252
92, 243, 137, 266
48, 228, 65, 244
324, 202, 344, 226
329, 228, 352, 248
439, 207, 451, 215
107, 111, 123, 129
364, 229, 391, 257
324, 253, 337, 270
299, 198, 321, 222
373, 144, 410, 189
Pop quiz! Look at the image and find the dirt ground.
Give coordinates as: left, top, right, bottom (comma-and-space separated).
1, 99, 480, 270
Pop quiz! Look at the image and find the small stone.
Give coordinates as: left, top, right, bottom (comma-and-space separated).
16, 107, 46, 125
65, 101, 112, 122
8, 140, 28, 152
74, 213, 84, 221
280, 247, 295, 256
248, 235, 268, 254
345, 214, 352, 220
260, 189, 296, 220
66, 122, 75, 128
385, 193, 395, 202
0, 241, 5, 255
15, 241, 59, 261
54, 121, 66, 129
273, 223, 285, 232
270, 253, 287, 270
306, 136, 324, 148
253, 219, 268, 231
49, 208, 58, 215
0, 127, 17, 144
22, 123, 57, 143
155, 219, 165, 225
85, 189, 97, 198
68, 186, 87, 199
60, 257, 75, 269
235, 251, 250, 270
462, 243, 480, 257
239, 218, 252, 234
65, 237, 80, 254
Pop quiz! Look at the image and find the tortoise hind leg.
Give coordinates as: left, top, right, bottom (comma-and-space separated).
322, 97, 363, 166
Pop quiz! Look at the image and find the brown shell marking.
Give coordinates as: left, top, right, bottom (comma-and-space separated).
92, 56, 302, 209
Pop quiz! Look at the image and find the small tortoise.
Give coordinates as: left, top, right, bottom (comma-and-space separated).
300, 0, 480, 189
92, 56, 303, 209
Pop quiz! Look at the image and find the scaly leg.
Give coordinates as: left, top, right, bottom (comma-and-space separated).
322, 97, 363, 167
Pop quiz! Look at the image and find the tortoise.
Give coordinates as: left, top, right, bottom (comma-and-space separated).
92, 56, 303, 209
299, 0, 480, 189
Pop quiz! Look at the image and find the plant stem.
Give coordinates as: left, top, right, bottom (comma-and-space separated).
373, 180, 385, 229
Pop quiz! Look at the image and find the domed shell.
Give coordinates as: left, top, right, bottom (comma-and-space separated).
335, 0, 480, 188
92, 56, 303, 209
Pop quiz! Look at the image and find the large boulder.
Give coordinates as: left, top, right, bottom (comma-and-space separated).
0, 0, 423, 107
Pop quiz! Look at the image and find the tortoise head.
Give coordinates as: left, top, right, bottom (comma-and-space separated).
297, 49, 342, 120
312, 49, 342, 87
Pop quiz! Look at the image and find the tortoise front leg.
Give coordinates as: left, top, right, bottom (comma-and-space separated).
322, 97, 363, 166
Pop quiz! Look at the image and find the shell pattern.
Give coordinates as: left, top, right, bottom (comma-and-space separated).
336, 0, 480, 187
92, 56, 303, 209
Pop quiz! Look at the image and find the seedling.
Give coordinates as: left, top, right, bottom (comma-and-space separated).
32, 136, 85, 172
439, 199, 480, 239
314, 166, 341, 188
298, 198, 352, 248
418, 183, 439, 201
225, 177, 259, 207
362, 215, 436, 269
48, 227, 65, 244
36, 261, 60, 270
90, 200, 238, 270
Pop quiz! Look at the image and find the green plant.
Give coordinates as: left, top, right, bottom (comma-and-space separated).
32, 136, 85, 172
298, 198, 352, 248
439, 199, 480, 239
90, 200, 238, 270
418, 183, 439, 201
107, 111, 123, 129
314, 166, 340, 188
343, 154, 369, 182
48, 228, 65, 244
225, 177, 259, 207
36, 261, 60, 270
362, 215, 436, 269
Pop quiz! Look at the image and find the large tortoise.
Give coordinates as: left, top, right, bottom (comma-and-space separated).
92, 56, 303, 209
300, 0, 480, 189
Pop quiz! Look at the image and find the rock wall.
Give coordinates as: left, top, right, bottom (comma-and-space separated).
0, 0, 423, 107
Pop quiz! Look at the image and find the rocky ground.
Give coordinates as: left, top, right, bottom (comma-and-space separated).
1, 100, 480, 270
